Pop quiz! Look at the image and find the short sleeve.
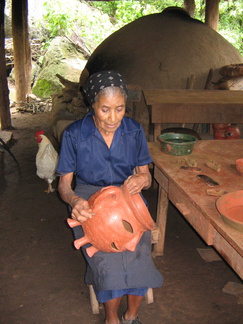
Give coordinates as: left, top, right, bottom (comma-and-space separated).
56, 127, 78, 175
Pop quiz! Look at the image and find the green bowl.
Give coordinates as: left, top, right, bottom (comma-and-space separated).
158, 132, 198, 156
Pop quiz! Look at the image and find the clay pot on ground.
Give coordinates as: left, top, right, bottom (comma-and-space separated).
67, 186, 154, 257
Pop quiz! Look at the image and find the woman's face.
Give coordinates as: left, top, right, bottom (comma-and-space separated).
93, 93, 126, 134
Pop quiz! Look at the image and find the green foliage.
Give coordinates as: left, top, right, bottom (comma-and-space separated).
88, 0, 243, 54
218, 0, 243, 53
36, 0, 117, 51
90, 0, 184, 27
36, 0, 243, 55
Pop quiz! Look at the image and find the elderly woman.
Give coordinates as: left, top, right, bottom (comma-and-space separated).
56, 71, 163, 324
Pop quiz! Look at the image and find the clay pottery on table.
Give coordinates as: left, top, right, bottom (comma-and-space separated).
213, 129, 226, 140
67, 185, 154, 257
157, 133, 198, 155
216, 190, 243, 233
235, 159, 243, 176
212, 124, 241, 140
225, 124, 241, 139
212, 123, 230, 140
212, 123, 231, 130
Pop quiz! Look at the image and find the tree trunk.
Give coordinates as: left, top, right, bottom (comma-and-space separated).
205, 0, 220, 31
12, 0, 26, 103
184, 0, 196, 17
0, 0, 11, 130
23, 0, 32, 94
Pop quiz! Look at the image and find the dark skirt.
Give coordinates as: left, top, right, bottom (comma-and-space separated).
72, 184, 163, 301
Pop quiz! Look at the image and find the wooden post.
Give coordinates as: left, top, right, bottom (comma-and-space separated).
205, 0, 220, 31
184, 0, 196, 17
153, 185, 169, 256
23, 0, 32, 95
12, 0, 27, 104
88, 285, 100, 314
0, 0, 11, 129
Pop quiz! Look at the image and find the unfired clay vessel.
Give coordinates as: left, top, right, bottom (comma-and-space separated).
67, 185, 154, 257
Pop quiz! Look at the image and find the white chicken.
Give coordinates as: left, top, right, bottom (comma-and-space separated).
35, 130, 59, 193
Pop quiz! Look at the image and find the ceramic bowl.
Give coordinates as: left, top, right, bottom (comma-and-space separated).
158, 133, 198, 156
216, 190, 243, 233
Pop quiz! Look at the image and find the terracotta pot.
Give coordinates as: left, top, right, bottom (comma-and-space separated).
212, 123, 230, 130
235, 159, 243, 176
225, 124, 241, 139
67, 185, 154, 257
216, 190, 243, 233
213, 129, 226, 140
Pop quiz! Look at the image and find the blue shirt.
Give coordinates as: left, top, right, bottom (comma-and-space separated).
56, 112, 153, 186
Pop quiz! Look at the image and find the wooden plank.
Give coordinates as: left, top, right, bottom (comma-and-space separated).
148, 139, 243, 278
148, 141, 243, 256
154, 123, 162, 142
152, 183, 169, 256
152, 105, 243, 124
143, 89, 243, 124
169, 182, 215, 245
143, 89, 243, 105
149, 140, 243, 278
154, 167, 169, 192
145, 288, 154, 304
214, 231, 243, 279
88, 285, 100, 314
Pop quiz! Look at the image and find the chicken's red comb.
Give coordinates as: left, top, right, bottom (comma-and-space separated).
35, 130, 45, 137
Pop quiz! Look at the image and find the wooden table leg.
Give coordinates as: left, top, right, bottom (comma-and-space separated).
154, 123, 161, 142
153, 185, 169, 256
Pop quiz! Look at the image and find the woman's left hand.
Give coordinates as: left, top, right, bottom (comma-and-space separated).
124, 165, 151, 195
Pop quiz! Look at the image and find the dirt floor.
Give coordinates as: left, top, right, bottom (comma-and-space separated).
0, 111, 242, 324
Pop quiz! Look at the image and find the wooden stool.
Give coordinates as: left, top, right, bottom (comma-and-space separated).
88, 285, 154, 315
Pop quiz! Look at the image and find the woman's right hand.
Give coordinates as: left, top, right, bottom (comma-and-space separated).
71, 197, 94, 223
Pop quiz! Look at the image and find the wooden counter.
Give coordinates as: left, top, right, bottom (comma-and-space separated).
148, 139, 243, 279
143, 89, 243, 141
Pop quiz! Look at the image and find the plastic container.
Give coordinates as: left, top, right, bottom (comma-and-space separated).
158, 132, 198, 156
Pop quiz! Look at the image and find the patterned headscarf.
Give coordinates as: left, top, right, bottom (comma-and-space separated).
82, 70, 128, 106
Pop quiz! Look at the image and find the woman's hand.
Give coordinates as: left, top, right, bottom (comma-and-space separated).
71, 197, 94, 223
58, 173, 94, 224
124, 165, 152, 195
124, 173, 148, 195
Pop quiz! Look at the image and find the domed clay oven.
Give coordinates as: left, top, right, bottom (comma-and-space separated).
81, 7, 243, 134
